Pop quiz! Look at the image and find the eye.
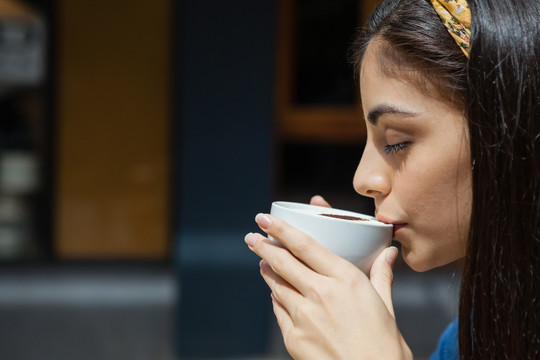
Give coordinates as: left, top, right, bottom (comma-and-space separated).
384, 142, 411, 155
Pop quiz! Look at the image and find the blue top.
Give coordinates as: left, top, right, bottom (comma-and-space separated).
429, 319, 459, 360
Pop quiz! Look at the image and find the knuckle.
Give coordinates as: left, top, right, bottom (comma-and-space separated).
312, 284, 331, 302
272, 221, 286, 240
272, 284, 283, 301
304, 281, 319, 296
272, 251, 288, 270
271, 289, 280, 303
345, 266, 368, 287
292, 237, 311, 256
338, 258, 361, 277
294, 303, 311, 323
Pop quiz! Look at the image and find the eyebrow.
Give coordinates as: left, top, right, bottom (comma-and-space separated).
366, 104, 418, 125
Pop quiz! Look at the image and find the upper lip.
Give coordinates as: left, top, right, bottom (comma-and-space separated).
376, 214, 407, 240
376, 213, 406, 226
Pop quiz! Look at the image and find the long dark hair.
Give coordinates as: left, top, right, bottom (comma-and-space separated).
352, 0, 540, 359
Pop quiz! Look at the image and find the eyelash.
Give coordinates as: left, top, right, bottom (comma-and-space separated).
384, 142, 411, 155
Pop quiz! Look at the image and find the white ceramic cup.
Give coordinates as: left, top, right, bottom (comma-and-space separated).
270, 201, 393, 274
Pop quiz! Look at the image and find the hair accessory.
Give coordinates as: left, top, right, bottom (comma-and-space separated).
430, 0, 471, 57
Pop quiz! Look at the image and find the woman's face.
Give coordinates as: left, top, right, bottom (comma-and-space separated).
354, 44, 472, 271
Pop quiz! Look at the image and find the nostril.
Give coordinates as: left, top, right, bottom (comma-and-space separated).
364, 189, 380, 198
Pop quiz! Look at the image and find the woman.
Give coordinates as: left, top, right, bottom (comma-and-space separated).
245, 0, 540, 358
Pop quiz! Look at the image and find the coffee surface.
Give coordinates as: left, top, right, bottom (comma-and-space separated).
320, 213, 367, 221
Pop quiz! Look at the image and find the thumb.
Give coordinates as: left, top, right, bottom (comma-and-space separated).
310, 195, 331, 208
369, 246, 398, 317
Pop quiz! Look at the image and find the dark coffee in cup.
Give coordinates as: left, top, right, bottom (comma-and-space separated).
320, 214, 367, 221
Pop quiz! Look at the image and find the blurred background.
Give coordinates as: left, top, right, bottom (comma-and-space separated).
0, 0, 461, 359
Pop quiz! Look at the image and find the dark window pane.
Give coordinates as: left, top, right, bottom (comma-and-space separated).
293, 0, 360, 105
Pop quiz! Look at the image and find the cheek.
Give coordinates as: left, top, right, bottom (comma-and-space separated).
395, 175, 468, 270
396, 152, 470, 229
394, 164, 448, 215
396, 151, 471, 260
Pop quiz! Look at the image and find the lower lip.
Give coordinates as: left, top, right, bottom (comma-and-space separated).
393, 224, 407, 238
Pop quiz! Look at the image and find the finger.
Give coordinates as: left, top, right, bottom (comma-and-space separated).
310, 195, 331, 208
259, 260, 304, 312
246, 232, 322, 296
254, 214, 342, 276
369, 246, 398, 317
271, 292, 295, 335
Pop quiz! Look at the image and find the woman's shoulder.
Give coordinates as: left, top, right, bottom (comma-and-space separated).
429, 319, 459, 360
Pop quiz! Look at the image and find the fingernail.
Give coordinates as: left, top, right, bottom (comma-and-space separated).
255, 213, 272, 230
244, 232, 257, 247
386, 246, 398, 266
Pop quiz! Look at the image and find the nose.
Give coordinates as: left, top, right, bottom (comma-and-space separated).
353, 142, 391, 199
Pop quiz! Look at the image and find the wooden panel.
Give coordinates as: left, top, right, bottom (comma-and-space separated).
56, 0, 170, 258
0, 0, 36, 19
279, 106, 366, 143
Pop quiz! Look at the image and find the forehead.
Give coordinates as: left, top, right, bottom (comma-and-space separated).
359, 41, 463, 111
359, 44, 422, 106
359, 44, 464, 123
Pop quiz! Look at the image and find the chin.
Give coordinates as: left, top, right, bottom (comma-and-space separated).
401, 248, 439, 272
402, 248, 461, 272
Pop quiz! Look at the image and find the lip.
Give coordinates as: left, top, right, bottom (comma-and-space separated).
375, 214, 407, 239
392, 223, 407, 238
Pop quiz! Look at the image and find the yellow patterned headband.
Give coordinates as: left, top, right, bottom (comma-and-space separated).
430, 0, 471, 57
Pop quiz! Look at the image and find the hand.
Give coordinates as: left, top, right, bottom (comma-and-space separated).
244, 213, 412, 360
309, 194, 331, 208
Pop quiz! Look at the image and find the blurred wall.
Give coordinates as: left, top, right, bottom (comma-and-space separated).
56, 0, 171, 259
173, 0, 276, 357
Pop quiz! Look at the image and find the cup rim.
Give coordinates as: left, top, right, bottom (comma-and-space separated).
271, 201, 392, 228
